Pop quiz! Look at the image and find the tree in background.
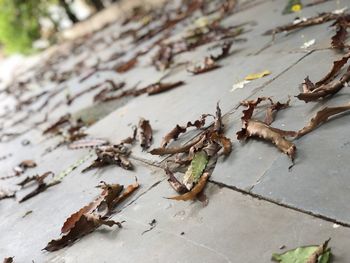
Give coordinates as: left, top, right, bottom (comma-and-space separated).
0, 0, 50, 54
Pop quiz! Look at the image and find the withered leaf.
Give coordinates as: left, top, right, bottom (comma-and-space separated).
331, 15, 350, 50
138, 118, 153, 150
146, 81, 185, 96
297, 103, 350, 137
264, 12, 340, 35
160, 114, 210, 148
82, 144, 133, 172
115, 57, 138, 73
210, 41, 233, 61
61, 183, 123, 234
306, 238, 331, 263
302, 76, 316, 93
45, 214, 122, 252
237, 99, 296, 160
149, 136, 202, 156
165, 167, 188, 194
19, 172, 58, 203
187, 57, 221, 75
121, 126, 137, 145
45, 182, 138, 252
167, 172, 209, 201
0, 188, 15, 200
3, 257, 13, 263
264, 98, 290, 125
43, 114, 71, 134
297, 67, 350, 102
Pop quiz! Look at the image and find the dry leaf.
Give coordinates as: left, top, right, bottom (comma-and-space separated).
115, 57, 138, 73
0, 189, 15, 200
265, 98, 290, 125
3, 257, 13, 263
331, 15, 350, 50
244, 70, 271, 80
187, 57, 221, 75
167, 173, 209, 201
297, 103, 350, 137
82, 144, 133, 172
165, 167, 188, 194
138, 118, 153, 150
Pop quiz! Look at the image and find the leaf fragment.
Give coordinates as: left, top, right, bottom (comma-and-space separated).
183, 151, 208, 190
331, 14, 350, 50
138, 118, 153, 150
167, 173, 210, 201
187, 57, 221, 75
3, 257, 13, 263
244, 70, 271, 80
297, 103, 350, 137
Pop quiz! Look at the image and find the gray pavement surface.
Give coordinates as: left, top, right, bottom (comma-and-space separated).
1, 0, 350, 262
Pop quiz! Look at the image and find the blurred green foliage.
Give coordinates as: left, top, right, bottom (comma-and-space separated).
0, 0, 52, 54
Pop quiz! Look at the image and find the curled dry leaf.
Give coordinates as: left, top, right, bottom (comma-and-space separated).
210, 41, 233, 61
237, 98, 296, 160
187, 57, 221, 75
45, 214, 122, 252
121, 126, 137, 145
138, 118, 153, 150
82, 144, 133, 172
19, 172, 59, 203
0, 188, 15, 200
297, 103, 350, 137
45, 182, 139, 252
297, 67, 350, 102
167, 173, 210, 201
3, 257, 13, 263
265, 98, 290, 125
115, 57, 138, 73
331, 14, 350, 50
145, 81, 185, 96
306, 238, 331, 263
165, 167, 188, 194
264, 12, 340, 35
43, 114, 71, 134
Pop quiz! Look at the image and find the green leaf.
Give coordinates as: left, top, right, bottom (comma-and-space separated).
272, 246, 331, 263
183, 151, 208, 190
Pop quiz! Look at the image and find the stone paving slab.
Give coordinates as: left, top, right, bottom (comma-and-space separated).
38, 180, 350, 262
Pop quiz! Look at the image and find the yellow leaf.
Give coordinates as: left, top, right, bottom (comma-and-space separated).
291, 4, 302, 12
244, 70, 271, 80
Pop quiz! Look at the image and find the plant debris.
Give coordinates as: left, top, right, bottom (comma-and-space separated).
297, 52, 350, 102
19, 172, 59, 203
237, 97, 296, 161
82, 144, 133, 172
264, 11, 342, 35
272, 238, 331, 263
187, 57, 221, 75
44, 181, 139, 252
2, 257, 13, 263
141, 219, 157, 235
244, 70, 271, 80
331, 14, 350, 50
138, 118, 153, 150
297, 103, 350, 138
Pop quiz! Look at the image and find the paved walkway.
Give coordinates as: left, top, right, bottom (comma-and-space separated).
1, 0, 350, 262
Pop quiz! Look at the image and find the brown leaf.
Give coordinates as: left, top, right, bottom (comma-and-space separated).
297, 103, 350, 137
237, 99, 296, 160
138, 118, 153, 150
210, 41, 233, 61
121, 126, 137, 145
237, 119, 297, 160
149, 136, 202, 156
146, 81, 185, 95
264, 12, 340, 35
264, 98, 290, 125
331, 15, 350, 50
115, 57, 138, 73
44, 214, 122, 252
302, 76, 316, 93
306, 238, 331, 263
0, 189, 15, 200
45, 182, 138, 252
82, 144, 133, 172
167, 173, 209, 201
164, 167, 188, 194
18, 172, 57, 203
297, 67, 350, 102
43, 114, 71, 134
315, 52, 350, 87
3, 257, 13, 263
210, 132, 232, 156
160, 114, 210, 148
61, 183, 123, 234
187, 57, 221, 75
